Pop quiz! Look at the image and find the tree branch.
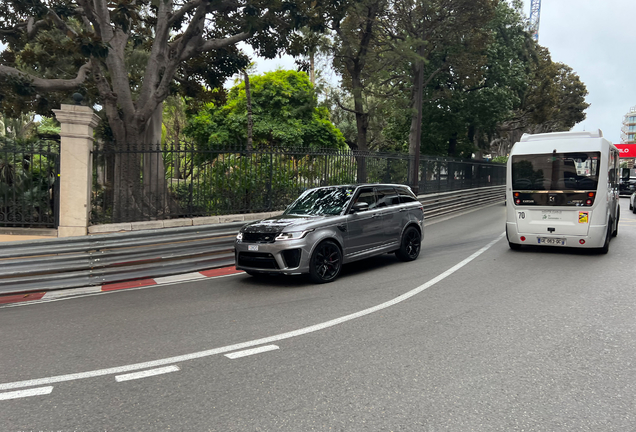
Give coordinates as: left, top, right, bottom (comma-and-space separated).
196, 32, 251, 56
168, 0, 205, 27
0, 63, 91, 92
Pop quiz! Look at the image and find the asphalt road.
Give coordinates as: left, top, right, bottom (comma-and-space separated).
2, 199, 636, 431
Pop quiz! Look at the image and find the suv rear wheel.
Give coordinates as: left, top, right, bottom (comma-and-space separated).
395, 226, 421, 261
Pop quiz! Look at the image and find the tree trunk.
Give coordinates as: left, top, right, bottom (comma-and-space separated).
408, 55, 425, 194
351, 73, 369, 182
111, 104, 175, 222
310, 50, 315, 85
244, 70, 253, 151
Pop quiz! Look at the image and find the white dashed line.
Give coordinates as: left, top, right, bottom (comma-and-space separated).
0, 233, 505, 392
0, 386, 53, 400
115, 365, 180, 382
225, 345, 280, 359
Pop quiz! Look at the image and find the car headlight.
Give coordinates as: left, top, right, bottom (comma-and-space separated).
236, 232, 243, 241
275, 229, 314, 241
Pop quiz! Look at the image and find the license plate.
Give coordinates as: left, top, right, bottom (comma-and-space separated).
538, 237, 566, 246
248, 245, 259, 251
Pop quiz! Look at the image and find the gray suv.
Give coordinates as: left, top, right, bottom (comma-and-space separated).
234, 184, 424, 283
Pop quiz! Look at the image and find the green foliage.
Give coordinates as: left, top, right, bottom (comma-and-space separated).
186, 70, 346, 150
0, 137, 58, 226
490, 156, 508, 164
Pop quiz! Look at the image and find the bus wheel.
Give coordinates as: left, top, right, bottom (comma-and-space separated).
599, 223, 611, 254
612, 207, 619, 237
509, 242, 521, 250
506, 226, 521, 250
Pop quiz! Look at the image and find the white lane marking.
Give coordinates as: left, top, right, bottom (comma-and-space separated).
42, 286, 102, 299
115, 365, 180, 382
0, 233, 505, 391
0, 386, 53, 400
225, 345, 279, 359
155, 273, 206, 284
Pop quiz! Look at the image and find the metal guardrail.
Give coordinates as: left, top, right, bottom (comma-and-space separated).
0, 186, 504, 296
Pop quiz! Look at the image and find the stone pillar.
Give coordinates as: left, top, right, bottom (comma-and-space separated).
53, 104, 101, 237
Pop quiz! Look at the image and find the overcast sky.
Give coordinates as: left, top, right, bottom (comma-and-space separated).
251, 0, 636, 144
522, 0, 636, 143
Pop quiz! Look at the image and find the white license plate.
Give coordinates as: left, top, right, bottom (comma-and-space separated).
248, 245, 259, 251
538, 237, 566, 246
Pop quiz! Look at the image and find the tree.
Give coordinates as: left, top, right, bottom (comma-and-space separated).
380, 0, 495, 188
186, 70, 345, 150
0, 0, 315, 220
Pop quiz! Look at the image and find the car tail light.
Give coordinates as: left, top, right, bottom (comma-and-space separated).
579, 239, 586, 244
586, 199, 593, 205
520, 236, 526, 242
515, 199, 521, 205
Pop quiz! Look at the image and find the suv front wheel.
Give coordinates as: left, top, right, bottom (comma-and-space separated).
395, 226, 421, 262
309, 240, 343, 283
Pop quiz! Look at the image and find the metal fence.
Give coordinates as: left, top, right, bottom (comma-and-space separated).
91, 143, 506, 224
0, 139, 59, 228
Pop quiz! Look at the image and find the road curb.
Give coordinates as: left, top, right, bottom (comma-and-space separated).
0, 266, 243, 306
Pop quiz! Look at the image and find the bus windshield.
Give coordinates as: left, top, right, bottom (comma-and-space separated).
511, 152, 601, 191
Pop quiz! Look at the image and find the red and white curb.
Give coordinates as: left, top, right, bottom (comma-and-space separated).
0, 266, 244, 306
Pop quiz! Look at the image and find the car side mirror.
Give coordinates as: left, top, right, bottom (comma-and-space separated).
350, 201, 369, 213
621, 168, 631, 181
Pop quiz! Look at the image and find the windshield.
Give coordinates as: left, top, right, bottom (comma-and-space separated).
284, 187, 354, 216
512, 152, 600, 191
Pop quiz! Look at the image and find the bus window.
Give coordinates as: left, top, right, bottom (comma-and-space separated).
511, 152, 600, 191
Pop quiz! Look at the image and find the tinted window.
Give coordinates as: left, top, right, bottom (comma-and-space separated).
354, 187, 377, 210
284, 186, 354, 216
396, 187, 417, 203
512, 152, 600, 191
375, 186, 400, 208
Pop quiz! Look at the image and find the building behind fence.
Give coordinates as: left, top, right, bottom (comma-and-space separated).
91, 142, 506, 224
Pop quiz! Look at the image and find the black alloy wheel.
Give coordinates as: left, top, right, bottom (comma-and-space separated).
395, 226, 421, 261
309, 241, 343, 283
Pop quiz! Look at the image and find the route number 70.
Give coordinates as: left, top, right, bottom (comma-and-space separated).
518, 211, 526, 219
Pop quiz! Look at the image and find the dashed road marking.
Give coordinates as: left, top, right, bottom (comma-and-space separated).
225, 345, 279, 359
115, 366, 180, 382
0, 386, 53, 400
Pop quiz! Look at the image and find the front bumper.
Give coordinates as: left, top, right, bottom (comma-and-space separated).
235, 239, 313, 275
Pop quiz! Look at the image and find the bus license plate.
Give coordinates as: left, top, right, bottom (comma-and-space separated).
538, 237, 566, 246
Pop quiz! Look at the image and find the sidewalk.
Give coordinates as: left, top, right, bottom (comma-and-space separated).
0, 228, 58, 243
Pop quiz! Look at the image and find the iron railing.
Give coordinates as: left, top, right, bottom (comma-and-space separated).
91, 143, 506, 224
0, 138, 59, 228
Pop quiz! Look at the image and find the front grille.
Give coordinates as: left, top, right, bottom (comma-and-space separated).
238, 252, 279, 269
282, 249, 302, 268
243, 232, 279, 243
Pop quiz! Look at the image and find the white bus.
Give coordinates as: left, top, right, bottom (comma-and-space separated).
506, 130, 620, 253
